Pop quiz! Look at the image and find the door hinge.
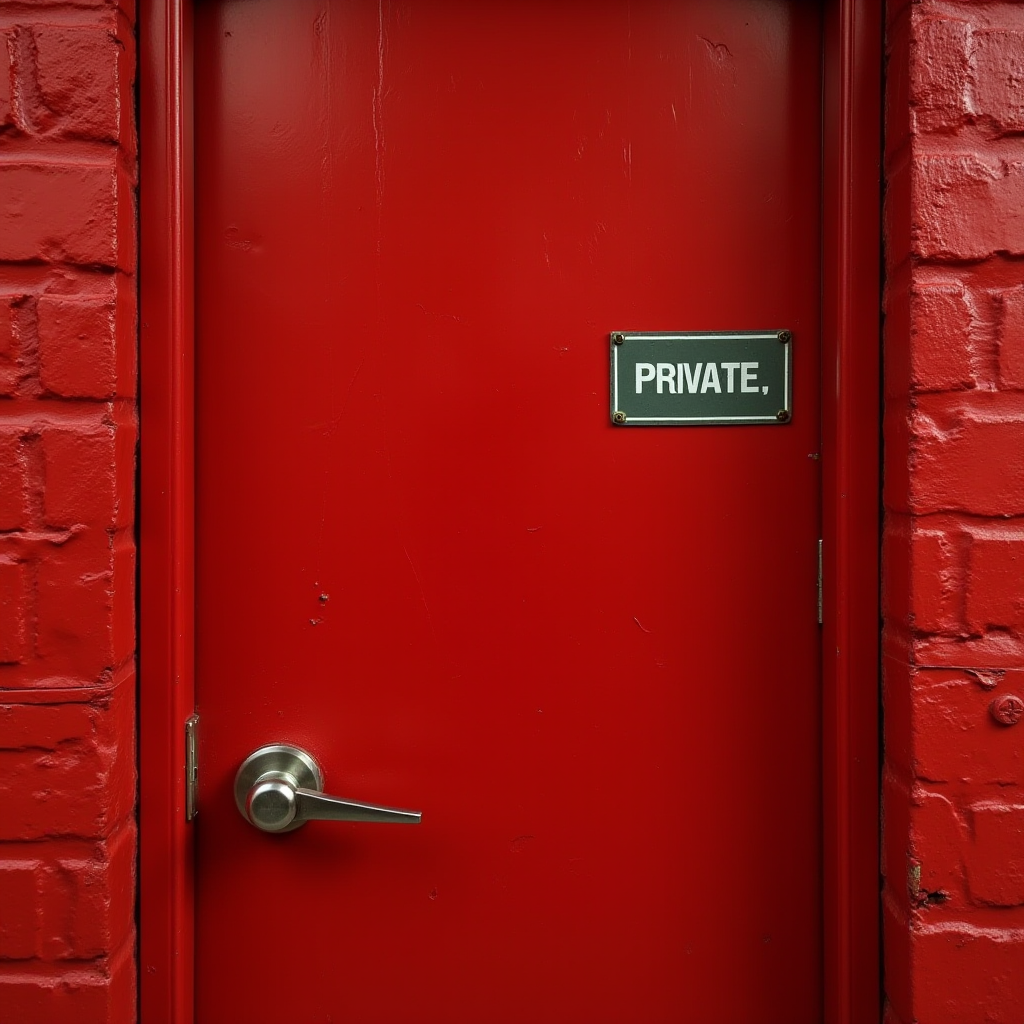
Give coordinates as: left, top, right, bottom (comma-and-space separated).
817, 539, 823, 626
185, 714, 199, 821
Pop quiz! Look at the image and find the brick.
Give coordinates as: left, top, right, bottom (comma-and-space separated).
912, 925, 1024, 1022
995, 285, 1024, 390
913, 154, 1024, 261
906, 396, 1024, 516
0, 430, 30, 530
910, 789, 966, 907
0, 948, 134, 1024
31, 28, 109, 138
0, 859, 40, 958
885, 279, 978, 398
0, 681, 135, 841
34, 24, 133, 147
0, 296, 20, 395
972, 29, 1024, 133
913, 632, 1024, 670
59, 824, 135, 958
0, 558, 29, 664
35, 529, 119, 680
965, 803, 1024, 906
110, 532, 134, 666
41, 420, 119, 529
884, 518, 966, 633
910, 16, 970, 134
38, 290, 117, 399
909, 283, 976, 392
893, 662, 1024, 786
0, 162, 134, 271
965, 529, 1024, 633
0, 29, 14, 131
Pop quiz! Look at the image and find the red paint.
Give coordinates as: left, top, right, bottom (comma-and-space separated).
139, 1, 197, 1021
0, 1, 138, 1019
820, 1, 882, 1019
883, 2, 1024, 1022
138, 3, 887, 1022
193, 2, 822, 1021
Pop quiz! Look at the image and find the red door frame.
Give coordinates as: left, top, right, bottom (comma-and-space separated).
138, 2, 883, 1021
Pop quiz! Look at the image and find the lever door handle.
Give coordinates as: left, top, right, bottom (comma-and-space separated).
234, 743, 422, 833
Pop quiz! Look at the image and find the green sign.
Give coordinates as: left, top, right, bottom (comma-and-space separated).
610, 331, 792, 426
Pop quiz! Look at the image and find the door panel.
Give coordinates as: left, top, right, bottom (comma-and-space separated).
194, 2, 823, 1021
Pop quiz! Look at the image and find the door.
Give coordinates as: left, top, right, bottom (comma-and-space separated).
193, 2, 823, 1021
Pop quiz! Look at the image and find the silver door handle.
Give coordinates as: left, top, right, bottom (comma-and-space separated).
234, 743, 422, 833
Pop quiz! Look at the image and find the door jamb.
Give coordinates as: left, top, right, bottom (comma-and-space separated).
138, 2, 882, 1020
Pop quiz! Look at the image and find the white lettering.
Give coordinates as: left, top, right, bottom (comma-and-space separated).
681, 363, 703, 394
656, 363, 676, 394
741, 362, 759, 393
700, 362, 722, 394
635, 363, 656, 393
721, 362, 740, 393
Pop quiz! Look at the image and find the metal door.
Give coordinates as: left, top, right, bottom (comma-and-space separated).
193, 2, 824, 1020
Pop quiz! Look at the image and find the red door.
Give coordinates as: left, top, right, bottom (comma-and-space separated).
193, 2, 823, 1021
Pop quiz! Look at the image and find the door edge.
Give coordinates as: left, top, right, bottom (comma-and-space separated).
139, 2, 195, 1022
137, 2, 883, 1020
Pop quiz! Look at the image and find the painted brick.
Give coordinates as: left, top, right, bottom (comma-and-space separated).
910, 788, 965, 907
60, 824, 135, 959
895, 662, 1024, 787
38, 291, 118, 399
0, 296, 20, 395
34, 25, 132, 145
0, 162, 134, 271
965, 803, 1024, 906
909, 283, 975, 392
913, 631, 1024, 670
995, 284, 1024, 390
910, 16, 970, 134
41, 419, 124, 530
0, 30, 12, 130
912, 925, 1024, 1023
0, 681, 135, 841
0, 946, 134, 1024
0, 859, 40, 958
883, 517, 965, 633
0, 827, 139, 963
0, 558, 29, 665
965, 529, 1024, 634
906, 395, 1024, 516
913, 154, 1024, 261
0, 0, 138, 1017
972, 29, 1024, 134
0, 430, 30, 530
35, 529, 124, 680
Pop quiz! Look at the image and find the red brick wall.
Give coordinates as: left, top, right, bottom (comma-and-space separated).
884, 1, 1024, 1021
0, 1, 137, 1021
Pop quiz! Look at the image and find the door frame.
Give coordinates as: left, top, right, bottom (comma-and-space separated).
138, 2, 883, 1020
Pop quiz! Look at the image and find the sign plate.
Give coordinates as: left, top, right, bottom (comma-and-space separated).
610, 330, 792, 426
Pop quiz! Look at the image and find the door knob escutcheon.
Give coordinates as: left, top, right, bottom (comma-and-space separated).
234, 744, 422, 833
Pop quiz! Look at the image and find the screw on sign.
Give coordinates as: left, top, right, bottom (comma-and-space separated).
990, 694, 1024, 727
